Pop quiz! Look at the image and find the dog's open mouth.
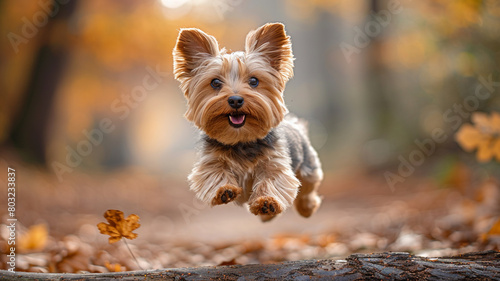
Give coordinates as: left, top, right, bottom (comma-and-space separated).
228, 113, 246, 128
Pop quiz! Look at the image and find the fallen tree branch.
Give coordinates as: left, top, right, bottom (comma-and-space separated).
2, 251, 500, 280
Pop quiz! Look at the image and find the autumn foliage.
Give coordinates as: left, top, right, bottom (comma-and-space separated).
97, 210, 140, 244
456, 112, 500, 162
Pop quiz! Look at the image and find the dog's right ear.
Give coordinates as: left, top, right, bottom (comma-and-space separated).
173, 28, 220, 81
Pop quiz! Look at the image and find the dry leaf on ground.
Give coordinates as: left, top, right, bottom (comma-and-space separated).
18, 224, 49, 252
487, 218, 500, 236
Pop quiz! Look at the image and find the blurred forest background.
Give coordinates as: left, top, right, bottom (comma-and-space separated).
1, 0, 500, 273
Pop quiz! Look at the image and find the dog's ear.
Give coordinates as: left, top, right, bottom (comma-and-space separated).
245, 23, 294, 81
173, 28, 219, 80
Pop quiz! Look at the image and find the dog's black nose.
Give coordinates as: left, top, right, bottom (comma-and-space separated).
228, 96, 244, 109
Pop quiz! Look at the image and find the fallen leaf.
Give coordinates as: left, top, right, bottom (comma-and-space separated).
487, 218, 500, 236
97, 210, 140, 244
18, 224, 49, 252
105, 261, 124, 272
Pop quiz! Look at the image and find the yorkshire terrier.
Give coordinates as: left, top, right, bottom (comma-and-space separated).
173, 23, 323, 221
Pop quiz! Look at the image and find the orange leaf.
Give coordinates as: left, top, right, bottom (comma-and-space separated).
455, 124, 485, 151
455, 112, 500, 163
476, 139, 495, 162
105, 261, 123, 272
487, 218, 500, 236
18, 224, 48, 252
493, 139, 500, 162
490, 112, 500, 133
97, 210, 140, 244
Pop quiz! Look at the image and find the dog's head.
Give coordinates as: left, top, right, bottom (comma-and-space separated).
173, 23, 294, 145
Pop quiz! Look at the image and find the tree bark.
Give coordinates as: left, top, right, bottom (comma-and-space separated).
2, 251, 500, 280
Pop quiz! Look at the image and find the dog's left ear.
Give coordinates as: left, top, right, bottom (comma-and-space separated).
245, 23, 294, 82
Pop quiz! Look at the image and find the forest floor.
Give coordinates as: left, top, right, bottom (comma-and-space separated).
0, 151, 499, 273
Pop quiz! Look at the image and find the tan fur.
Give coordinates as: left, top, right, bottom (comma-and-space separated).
294, 174, 323, 218
173, 23, 323, 221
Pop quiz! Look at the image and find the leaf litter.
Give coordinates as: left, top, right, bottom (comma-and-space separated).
0, 154, 499, 273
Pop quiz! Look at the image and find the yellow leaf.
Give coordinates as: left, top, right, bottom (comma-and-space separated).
18, 224, 48, 252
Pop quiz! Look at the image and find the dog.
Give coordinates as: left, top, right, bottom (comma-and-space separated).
173, 23, 323, 221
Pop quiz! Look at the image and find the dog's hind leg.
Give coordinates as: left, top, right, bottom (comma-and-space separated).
294, 171, 323, 218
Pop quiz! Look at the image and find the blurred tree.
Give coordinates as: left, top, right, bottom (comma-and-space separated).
366, 0, 393, 138
9, 0, 79, 164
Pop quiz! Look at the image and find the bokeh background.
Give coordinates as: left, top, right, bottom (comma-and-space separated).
1, 0, 500, 273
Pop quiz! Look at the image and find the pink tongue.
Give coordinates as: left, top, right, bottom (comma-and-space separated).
229, 114, 245, 125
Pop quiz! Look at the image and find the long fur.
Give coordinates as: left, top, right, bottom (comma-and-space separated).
173, 23, 323, 221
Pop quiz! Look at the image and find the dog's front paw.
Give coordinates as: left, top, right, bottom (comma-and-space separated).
211, 185, 242, 206
249, 196, 283, 220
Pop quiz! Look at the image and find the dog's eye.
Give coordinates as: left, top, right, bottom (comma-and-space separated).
210, 78, 223, 90
249, 77, 259, 88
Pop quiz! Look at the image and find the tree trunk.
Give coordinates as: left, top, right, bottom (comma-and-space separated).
2, 251, 499, 280
9, 0, 78, 164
